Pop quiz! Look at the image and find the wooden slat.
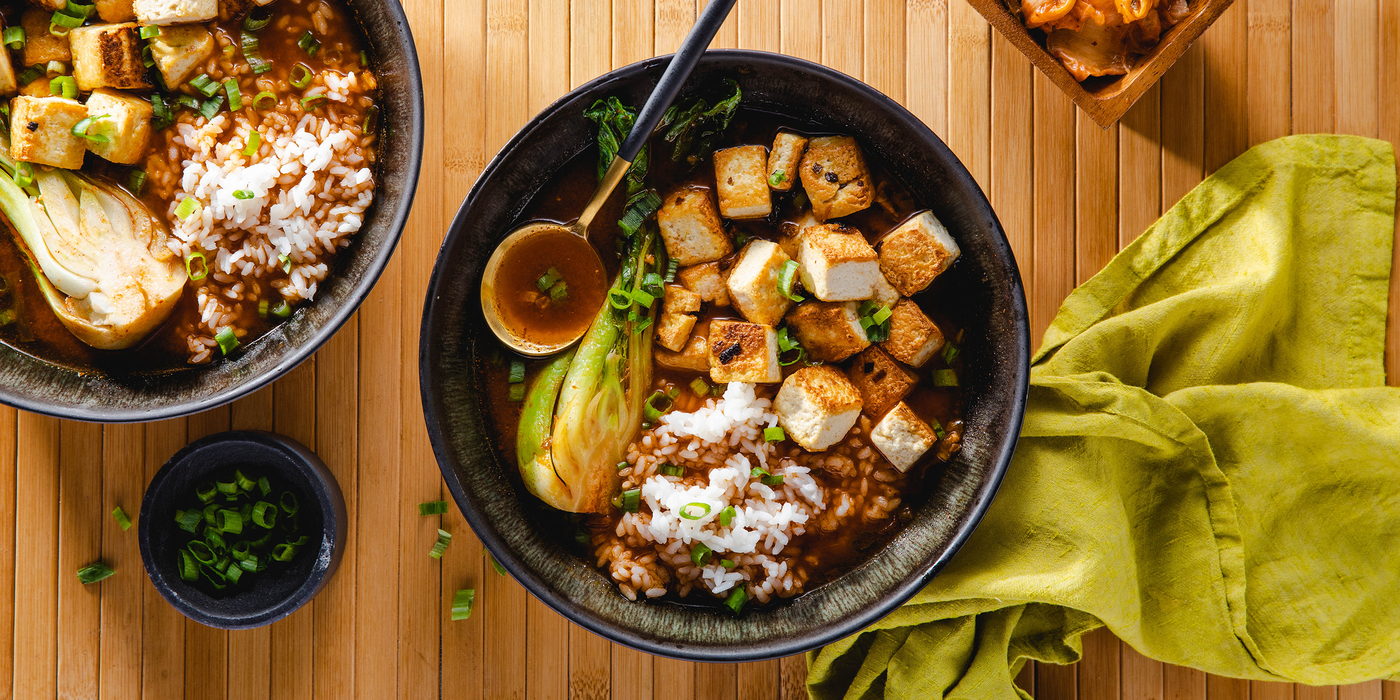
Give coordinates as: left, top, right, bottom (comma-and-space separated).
737, 0, 779, 52
1159, 41, 1205, 210
779, 654, 806, 700
1201, 0, 1249, 173
272, 365, 315, 700
1299, 684, 1341, 700
946, 0, 990, 190
1016, 663, 1036, 696
228, 391, 273, 700
1247, 0, 1292, 145
141, 419, 187, 699
1382, 0, 1400, 383
1163, 665, 1205, 700
708, 0, 739, 48
1118, 85, 1161, 247
1291, 0, 1334, 134
821, 0, 861, 77
779, 0, 820, 63
14, 412, 58, 700
990, 30, 1033, 291
1075, 111, 1117, 283
57, 420, 102, 700
1207, 675, 1250, 700
905, 0, 947, 136
0, 407, 11, 700
1120, 646, 1161, 700
695, 663, 736, 700
1076, 628, 1119, 700
1340, 681, 1384, 700
651, 658, 694, 700
612, 644, 654, 700
1334, 0, 1379, 138
185, 408, 230, 700
1037, 656, 1077, 700
314, 334, 359, 699
100, 423, 142, 700
1031, 70, 1075, 348
1253, 680, 1297, 700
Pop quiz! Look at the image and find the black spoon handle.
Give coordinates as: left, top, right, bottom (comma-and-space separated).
615, 0, 738, 164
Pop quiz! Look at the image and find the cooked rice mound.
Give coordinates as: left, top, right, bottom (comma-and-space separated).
599, 382, 910, 605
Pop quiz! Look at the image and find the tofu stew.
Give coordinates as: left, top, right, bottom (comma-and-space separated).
483, 82, 966, 613
0, 0, 378, 371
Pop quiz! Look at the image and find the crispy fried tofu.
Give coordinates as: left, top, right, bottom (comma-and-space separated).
879, 210, 961, 296
766, 131, 807, 192
134, 0, 218, 24
726, 239, 794, 326
773, 365, 863, 451
657, 186, 732, 266
21, 9, 70, 66
657, 328, 710, 372
847, 346, 919, 420
798, 135, 873, 220
870, 401, 937, 471
676, 261, 729, 306
712, 144, 771, 220
777, 209, 821, 259
882, 299, 945, 367
784, 300, 870, 363
796, 223, 882, 301
870, 272, 901, 307
10, 95, 87, 168
708, 319, 781, 383
0, 34, 18, 96
656, 284, 701, 352
26, 0, 66, 10
147, 24, 215, 88
95, 0, 137, 22
70, 23, 151, 91
81, 88, 152, 164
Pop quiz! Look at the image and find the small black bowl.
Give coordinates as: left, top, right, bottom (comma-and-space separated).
138, 430, 347, 629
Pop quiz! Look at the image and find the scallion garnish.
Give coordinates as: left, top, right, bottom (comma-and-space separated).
176, 196, 200, 220
616, 461, 629, 472
223, 78, 242, 110
214, 509, 243, 534
642, 387, 678, 421
77, 562, 114, 584
271, 543, 297, 561
776, 260, 804, 302
547, 280, 567, 302
536, 266, 563, 292
271, 301, 293, 319
280, 491, 299, 515
198, 95, 224, 119
361, 103, 379, 133
769, 169, 786, 187
762, 473, 784, 486
232, 189, 254, 200
719, 505, 735, 528
300, 93, 324, 110
179, 550, 198, 581
189, 73, 219, 97
724, 586, 748, 614
243, 9, 272, 31
942, 343, 959, 365
251, 501, 276, 528
279, 253, 292, 273
48, 75, 76, 100
664, 259, 678, 283
931, 369, 959, 387
507, 360, 525, 383
297, 31, 320, 56
763, 426, 785, 442
659, 463, 683, 477
488, 552, 505, 576
679, 502, 711, 520
607, 288, 633, 310
128, 169, 147, 194
112, 506, 132, 531
71, 114, 109, 143
720, 558, 736, 569
214, 327, 239, 355
620, 488, 641, 513
429, 528, 452, 559
858, 300, 892, 342
242, 131, 261, 156
359, 50, 368, 66
507, 383, 525, 402
689, 377, 710, 397
690, 542, 712, 566
240, 30, 272, 74
290, 64, 313, 88
48, 10, 83, 37
252, 90, 277, 109
138, 24, 160, 39
418, 501, 448, 516
184, 250, 207, 280
776, 326, 806, 366
257, 299, 268, 318
451, 589, 475, 620
2, 26, 23, 50
175, 509, 202, 533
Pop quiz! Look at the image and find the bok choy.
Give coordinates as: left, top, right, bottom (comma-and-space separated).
0, 133, 186, 349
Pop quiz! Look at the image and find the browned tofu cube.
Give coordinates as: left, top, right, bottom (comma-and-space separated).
870, 272, 901, 308
70, 23, 151, 91
0, 35, 19, 96
657, 326, 710, 372
796, 223, 882, 301
147, 24, 216, 88
656, 284, 701, 352
25, 0, 65, 12
21, 9, 70, 66
10, 95, 87, 168
777, 209, 821, 259
725, 239, 794, 326
708, 319, 781, 383
798, 135, 873, 220
134, 0, 218, 24
712, 144, 771, 219
82, 88, 151, 164
784, 300, 870, 363
676, 261, 729, 306
847, 346, 919, 420
773, 365, 863, 451
657, 186, 732, 266
882, 299, 945, 367
871, 402, 937, 472
879, 210, 961, 296
766, 131, 807, 192
96, 0, 137, 22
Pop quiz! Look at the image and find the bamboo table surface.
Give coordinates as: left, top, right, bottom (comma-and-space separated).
3, 0, 1400, 698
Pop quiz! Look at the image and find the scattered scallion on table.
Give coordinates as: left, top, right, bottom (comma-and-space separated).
111, 506, 132, 531
77, 562, 114, 584
418, 500, 448, 516
429, 528, 452, 559
450, 588, 475, 620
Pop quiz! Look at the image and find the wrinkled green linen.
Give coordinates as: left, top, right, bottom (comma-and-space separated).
807, 134, 1400, 700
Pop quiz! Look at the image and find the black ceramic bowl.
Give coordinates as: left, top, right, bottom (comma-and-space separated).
138, 431, 347, 629
0, 1, 423, 422
420, 51, 1030, 661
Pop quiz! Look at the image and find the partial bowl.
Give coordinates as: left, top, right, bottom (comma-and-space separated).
139, 430, 347, 630
420, 50, 1030, 661
0, 0, 423, 422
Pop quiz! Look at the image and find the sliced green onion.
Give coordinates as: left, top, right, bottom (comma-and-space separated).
506, 360, 525, 384
418, 501, 448, 516
664, 259, 678, 282
734, 230, 750, 248
763, 426, 785, 442
127, 169, 147, 194
630, 289, 655, 308
204, 529, 226, 552
112, 506, 132, 531
536, 266, 562, 292
278, 253, 292, 273
271, 301, 292, 319
3, 26, 23, 50
361, 104, 378, 133
942, 343, 959, 366
258, 299, 268, 318
179, 550, 198, 581
141, 42, 154, 68
932, 369, 959, 387
616, 461, 629, 472
139, 24, 160, 39
659, 463, 683, 477
188, 74, 218, 97
223, 78, 242, 110
689, 377, 710, 397
858, 300, 891, 342
64, 1, 96, 19
215, 327, 239, 356
547, 280, 567, 302
71, 115, 109, 143
719, 505, 735, 528
241, 30, 271, 74
932, 420, 948, 440
776, 260, 804, 302
251, 501, 277, 528
215, 509, 243, 534
271, 543, 297, 561
769, 169, 786, 187
252, 91, 277, 109
243, 9, 272, 31
507, 383, 525, 402
188, 541, 216, 565
608, 288, 633, 310
195, 481, 217, 503
49, 75, 76, 100
199, 96, 224, 119
175, 94, 200, 111
720, 558, 736, 569
725, 586, 748, 614
620, 488, 641, 513
257, 476, 272, 496
183, 251, 208, 282
150, 93, 171, 128
451, 589, 475, 620
297, 31, 320, 56
49, 11, 83, 37
237, 132, 261, 158
232, 189, 254, 200
300, 93, 325, 110
360, 50, 368, 66
224, 563, 243, 584
279, 491, 299, 515
690, 542, 712, 566
16, 66, 41, 87
429, 528, 452, 559
777, 327, 806, 366
202, 503, 220, 525
230, 541, 251, 560
175, 509, 201, 533
641, 271, 664, 297
235, 469, 257, 491
77, 562, 114, 584
679, 502, 711, 520
176, 196, 200, 220
488, 552, 505, 576
873, 305, 892, 325
291, 64, 314, 89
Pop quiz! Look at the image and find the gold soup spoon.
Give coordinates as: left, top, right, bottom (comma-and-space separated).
481, 0, 738, 356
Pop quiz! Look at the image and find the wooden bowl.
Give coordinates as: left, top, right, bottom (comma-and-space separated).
968, 0, 1235, 126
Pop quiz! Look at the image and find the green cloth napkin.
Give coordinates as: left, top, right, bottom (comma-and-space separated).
807, 134, 1400, 699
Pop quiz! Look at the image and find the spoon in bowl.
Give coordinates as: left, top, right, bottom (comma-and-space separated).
481, 0, 739, 356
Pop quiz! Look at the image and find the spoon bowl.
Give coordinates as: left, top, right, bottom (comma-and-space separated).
479, 220, 606, 356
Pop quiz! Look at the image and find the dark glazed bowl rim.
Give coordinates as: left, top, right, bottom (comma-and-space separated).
420, 50, 1030, 661
0, 0, 424, 423
138, 430, 348, 629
